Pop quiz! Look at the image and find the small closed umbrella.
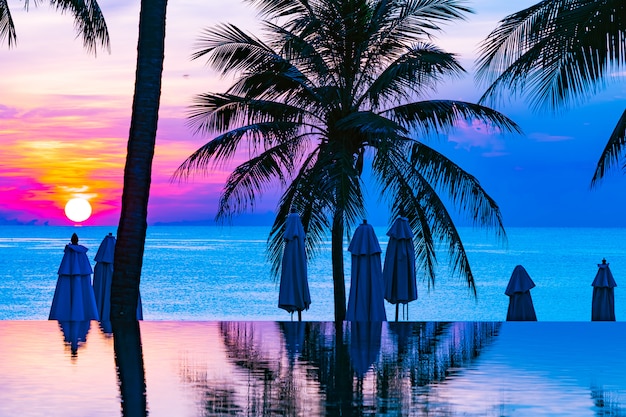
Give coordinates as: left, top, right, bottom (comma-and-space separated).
346, 220, 387, 322
93, 233, 143, 322
592, 258, 617, 321
382, 216, 417, 321
49, 233, 99, 321
278, 211, 311, 321
93, 233, 115, 321
505, 265, 537, 321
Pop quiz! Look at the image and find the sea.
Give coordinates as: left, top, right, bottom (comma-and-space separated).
1, 225, 625, 321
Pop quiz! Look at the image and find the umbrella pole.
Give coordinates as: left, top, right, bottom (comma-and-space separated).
395, 304, 399, 322
298, 310, 302, 322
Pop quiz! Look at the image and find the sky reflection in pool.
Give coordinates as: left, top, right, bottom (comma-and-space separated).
0, 321, 624, 416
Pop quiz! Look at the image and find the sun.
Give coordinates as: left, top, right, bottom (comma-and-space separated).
64, 198, 92, 223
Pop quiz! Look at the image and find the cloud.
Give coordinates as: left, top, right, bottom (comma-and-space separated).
447, 119, 508, 157
529, 132, 574, 142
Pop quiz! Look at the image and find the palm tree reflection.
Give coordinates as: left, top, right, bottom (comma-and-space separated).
180, 321, 500, 416
112, 320, 147, 417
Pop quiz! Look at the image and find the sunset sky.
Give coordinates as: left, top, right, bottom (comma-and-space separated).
1, 0, 625, 227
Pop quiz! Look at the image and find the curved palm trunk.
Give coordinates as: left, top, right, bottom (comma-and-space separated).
331, 210, 346, 322
111, 0, 168, 320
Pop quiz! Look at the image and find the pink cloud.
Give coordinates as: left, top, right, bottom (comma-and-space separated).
447, 119, 508, 157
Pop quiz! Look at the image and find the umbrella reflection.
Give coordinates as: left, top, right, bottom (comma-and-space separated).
349, 321, 382, 378
112, 320, 147, 417
196, 321, 500, 416
279, 321, 306, 365
57, 320, 91, 357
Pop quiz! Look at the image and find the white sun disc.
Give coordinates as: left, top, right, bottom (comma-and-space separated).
64, 198, 92, 223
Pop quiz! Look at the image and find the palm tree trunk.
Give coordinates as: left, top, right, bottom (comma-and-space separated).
111, 0, 168, 320
331, 210, 346, 322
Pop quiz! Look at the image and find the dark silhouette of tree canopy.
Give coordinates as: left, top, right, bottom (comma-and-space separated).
175, 0, 520, 321
475, 0, 626, 185
0, 0, 109, 54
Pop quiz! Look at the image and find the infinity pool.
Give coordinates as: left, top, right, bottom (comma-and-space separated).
0, 321, 624, 416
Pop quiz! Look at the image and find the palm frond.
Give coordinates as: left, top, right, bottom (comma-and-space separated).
215, 140, 302, 221
51, 0, 110, 55
362, 43, 465, 108
186, 93, 307, 136
0, 0, 17, 47
267, 149, 334, 277
408, 142, 507, 239
244, 0, 312, 20
592, 109, 626, 185
191, 23, 275, 75
386, 100, 522, 136
372, 146, 479, 294
173, 121, 302, 181
476, 0, 626, 110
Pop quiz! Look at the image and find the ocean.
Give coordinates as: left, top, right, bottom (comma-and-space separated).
1, 225, 625, 321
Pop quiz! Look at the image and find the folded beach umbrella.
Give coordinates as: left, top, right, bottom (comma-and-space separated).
49, 234, 99, 321
504, 265, 537, 321
591, 258, 617, 321
346, 220, 387, 321
278, 211, 311, 321
93, 233, 143, 322
382, 216, 417, 321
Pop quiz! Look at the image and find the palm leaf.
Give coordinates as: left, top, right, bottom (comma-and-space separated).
0, 0, 16, 47
592, 109, 626, 184
387, 100, 522, 136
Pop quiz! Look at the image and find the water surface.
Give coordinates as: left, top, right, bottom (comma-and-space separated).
0, 321, 624, 416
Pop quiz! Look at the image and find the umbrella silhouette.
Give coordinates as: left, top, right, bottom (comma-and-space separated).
591, 258, 617, 321
278, 211, 311, 321
504, 265, 537, 321
49, 233, 99, 321
346, 220, 387, 321
93, 233, 143, 322
382, 216, 417, 321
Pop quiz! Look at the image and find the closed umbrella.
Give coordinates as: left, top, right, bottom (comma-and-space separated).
504, 265, 537, 321
382, 216, 417, 321
93, 233, 143, 322
591, 258, 617, 321
49, 233, 99, 321
278, 211, 311, 321
346, 220, 387, 321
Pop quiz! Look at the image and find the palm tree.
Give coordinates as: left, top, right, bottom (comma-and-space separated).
175, 0, 520, 321
110, 0, 168, 319
475, 0, 626, 184
0, 0, 109, 53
